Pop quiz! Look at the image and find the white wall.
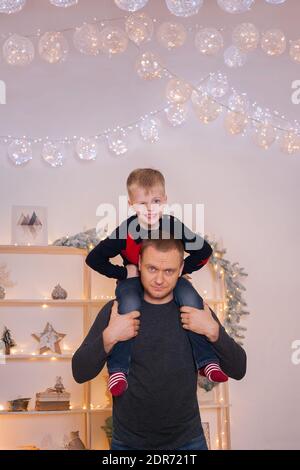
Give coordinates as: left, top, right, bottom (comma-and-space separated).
1, 0, 300, 449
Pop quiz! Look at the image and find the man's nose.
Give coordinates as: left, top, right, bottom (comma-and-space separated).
155, 271, 164, 284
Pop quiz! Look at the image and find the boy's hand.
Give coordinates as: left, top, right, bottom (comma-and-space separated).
180, 302, 220, 342
126, 264, 139, 278
103, 301, 140, 354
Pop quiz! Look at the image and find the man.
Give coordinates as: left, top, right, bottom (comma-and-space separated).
72, 238, 247, 450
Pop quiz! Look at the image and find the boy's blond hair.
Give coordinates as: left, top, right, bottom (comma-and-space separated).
127, 168, 165, 198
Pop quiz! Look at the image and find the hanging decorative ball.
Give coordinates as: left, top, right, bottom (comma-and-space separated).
280, 131, 300, 155
206, 72, 229, 98
99, 26, 128, 55
51, 283, 68, 299
73, 23, 100, 55
0, 0, 26, 14
42, 142, 65, 167
165, 0, 203, 17
125, 12, 153, 45
228, 91, 249, 113
217, 0, 254, 14
165, 103, 188, 126
0, 286, 5, 299
114, 0, 149, 12
289, 39, 300, 63
232, 23, 260, 52
3, 34, 34, 66
157, 21, 187, 50
265, 0, 286, 4
166, 78, 192, 104
8, 139, 32, 166
224, 45, 247, 68
135, 51, 163, 79
107, 128, 128, 156
39, 31, 69, 63
261, 29, 286, 56
195, 28, 224, 56
140, 117, 160, 143
192, 93, 222, 123
75, 137, 98, 160
224, 111, 248, 135
252, 123, 276, 149
49, 0, 78, 6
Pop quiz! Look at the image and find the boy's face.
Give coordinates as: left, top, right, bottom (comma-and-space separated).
128, 185, 167, 228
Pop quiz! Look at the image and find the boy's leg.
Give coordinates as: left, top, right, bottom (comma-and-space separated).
107, 277, 143, 396
174, 277, 228, 383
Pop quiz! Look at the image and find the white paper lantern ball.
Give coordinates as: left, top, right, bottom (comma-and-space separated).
114, 0, 148, 12
166, 78, 192, 104
3, 34, 34, 66
165, 0, 203, 17
8, 139, 32, 166
261, 29, 286, 56
76, 138, 98, 160
39, 32, 69, 63
135, 51, 163, 80
195, 28, 224, 56
232, 23, 260, 52
99, 27, 128, 55
125, 12, 153, 45
73, 24, 100, 55
157, 21, 187, 50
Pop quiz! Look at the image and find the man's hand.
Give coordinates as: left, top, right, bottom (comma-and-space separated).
126, 264, 139, 278
180, 302, 220, 342
103, 300, 140, 354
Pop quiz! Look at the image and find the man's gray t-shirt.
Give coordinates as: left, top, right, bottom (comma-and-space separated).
72, 298, 246, 450
112, 298, 203, 450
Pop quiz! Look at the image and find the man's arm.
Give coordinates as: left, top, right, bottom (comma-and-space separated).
72, 300, 140, 384
72, 301, 113, 384
209, 308, 247, 380
180, 304, 247, 380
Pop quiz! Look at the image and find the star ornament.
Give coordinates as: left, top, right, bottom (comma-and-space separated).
32, 322, 66, 355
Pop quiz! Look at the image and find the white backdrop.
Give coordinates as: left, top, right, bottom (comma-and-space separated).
0, 0, 300, 449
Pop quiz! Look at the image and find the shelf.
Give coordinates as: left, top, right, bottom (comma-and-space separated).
0, 298, 221, 307
0, 408, 112, 416
0, 299, 109, 307
0, 405, 229, 416
0, 245, 87, 255
1, 354, 73, 360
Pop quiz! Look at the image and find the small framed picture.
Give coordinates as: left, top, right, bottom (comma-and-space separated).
11, 205, 48, 246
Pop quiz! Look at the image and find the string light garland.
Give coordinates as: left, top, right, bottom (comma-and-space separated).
0, 0, 288, 16
1, 6, 299, 165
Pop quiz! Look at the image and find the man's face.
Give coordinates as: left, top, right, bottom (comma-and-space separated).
138, 246, 183, 301
129, 185, 167, 228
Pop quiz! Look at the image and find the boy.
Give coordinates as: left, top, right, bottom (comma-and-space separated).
86, 168, 228, 396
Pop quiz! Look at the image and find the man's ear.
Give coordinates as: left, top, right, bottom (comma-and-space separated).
179, 262, 184, 277
138, 255, 141, 272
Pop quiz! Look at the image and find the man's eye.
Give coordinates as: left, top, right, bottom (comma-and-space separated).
149, 267, 156, 272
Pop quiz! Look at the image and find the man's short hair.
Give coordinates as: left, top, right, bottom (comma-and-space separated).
140, 234, 184, 263
127, 168, 165, 197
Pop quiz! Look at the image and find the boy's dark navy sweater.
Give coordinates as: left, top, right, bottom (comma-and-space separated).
72, 299, 247, 450
85, 214, 213, 280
